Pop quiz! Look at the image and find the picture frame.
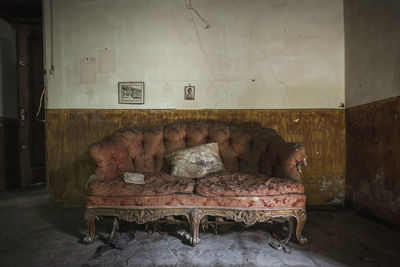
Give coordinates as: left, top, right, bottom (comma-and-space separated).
118, 82, 145, 104
184, 85, 195, 100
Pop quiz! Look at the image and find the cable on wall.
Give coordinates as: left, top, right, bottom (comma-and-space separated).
35, 87, 46, 123
185, 0, 211, 29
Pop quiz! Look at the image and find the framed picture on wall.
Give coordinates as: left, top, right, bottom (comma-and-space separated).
184, 85, 195, 100
118, 82, 144, 104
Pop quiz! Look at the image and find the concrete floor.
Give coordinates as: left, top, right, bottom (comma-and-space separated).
0, 186, 399, 267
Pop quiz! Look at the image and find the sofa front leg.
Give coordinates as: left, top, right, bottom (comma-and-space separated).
295, 210, 308, 244
83, 210, 97, 244
190, 209, 201, 246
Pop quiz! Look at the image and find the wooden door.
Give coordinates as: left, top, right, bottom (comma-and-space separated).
16, 24, 45, 186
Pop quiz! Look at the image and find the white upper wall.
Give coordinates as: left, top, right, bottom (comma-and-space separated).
44, 0, 344, 109
345, 0, 400, 107
0, 19, 18, 118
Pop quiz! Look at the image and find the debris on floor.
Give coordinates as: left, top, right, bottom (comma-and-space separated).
269, 241, 292, 254
92, 231, 135, 259
1, 186, 400, 266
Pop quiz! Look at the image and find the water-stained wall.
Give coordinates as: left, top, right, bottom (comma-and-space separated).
345, 0, 400, 223
346, 97, 400, 224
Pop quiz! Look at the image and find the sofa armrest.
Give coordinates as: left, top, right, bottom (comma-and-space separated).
272, 142, 307, 181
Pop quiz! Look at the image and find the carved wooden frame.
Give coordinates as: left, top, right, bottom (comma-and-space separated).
84, 207, 307, 246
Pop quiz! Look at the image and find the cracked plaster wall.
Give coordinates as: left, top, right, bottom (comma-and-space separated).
43, 0, 344, 109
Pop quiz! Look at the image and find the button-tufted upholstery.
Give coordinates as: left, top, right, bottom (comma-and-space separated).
85, 121, 309, 246
88, 121, 306, 182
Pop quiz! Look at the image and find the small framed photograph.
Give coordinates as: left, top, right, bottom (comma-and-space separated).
184, 85, 195, 100
118, 82, 144, 104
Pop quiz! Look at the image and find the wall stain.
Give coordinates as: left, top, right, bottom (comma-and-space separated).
346, 96, 400, 224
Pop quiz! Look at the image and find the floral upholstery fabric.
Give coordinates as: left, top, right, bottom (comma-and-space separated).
87, 121, 307, 213
87, 193, 306, 210
88, 121, 306, 182
195, 173, 304, 197
88, 173, 195, 197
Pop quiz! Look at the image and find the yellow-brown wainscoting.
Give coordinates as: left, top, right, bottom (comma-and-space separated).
46, 109, 345, 206
0, 116, 19, 190
346, 96, 400, 224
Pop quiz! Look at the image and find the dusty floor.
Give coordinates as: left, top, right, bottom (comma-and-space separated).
0, 186, 399, 267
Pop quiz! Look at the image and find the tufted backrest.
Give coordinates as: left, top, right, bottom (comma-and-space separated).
89, 121, 305, 180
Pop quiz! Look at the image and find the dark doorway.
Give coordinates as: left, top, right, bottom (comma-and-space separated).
16, 24, 45, 186
0, 0, 43, 188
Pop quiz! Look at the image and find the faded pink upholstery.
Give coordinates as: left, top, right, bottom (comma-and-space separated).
195, 173, 304, 197
88, 173, 195, 197
87, 121, 307, 210
87, 194, 306, 210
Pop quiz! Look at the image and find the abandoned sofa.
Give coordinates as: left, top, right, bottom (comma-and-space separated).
84, 121, 308, 246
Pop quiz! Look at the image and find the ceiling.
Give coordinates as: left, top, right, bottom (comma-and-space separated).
0, 0, 42, 25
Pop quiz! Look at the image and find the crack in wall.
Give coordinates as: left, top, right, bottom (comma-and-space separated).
184, 0, 218, 67
234, 3, 289, 106
249, 25, 289, 106
214, 86, 229, 108
255, 42, 289, 106
185, 0, 210, 29
180, 1, 291, 107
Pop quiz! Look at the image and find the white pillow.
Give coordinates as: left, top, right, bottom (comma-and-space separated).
165, 143, 225, 178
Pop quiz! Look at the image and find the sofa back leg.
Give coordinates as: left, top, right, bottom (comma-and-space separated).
295, 210, 308, 244
84, 209, 97, 244
282, 219, 294, 244
108, 217, 119, 243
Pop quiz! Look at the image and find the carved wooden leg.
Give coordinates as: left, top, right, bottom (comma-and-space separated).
109, 217, 119, 243
200, 216, 208, 233
214, 217, 224, 235
295, 210, 308, 244
282, 218, 294, 244
84, 210, 96, 244
190, 209, 201, 246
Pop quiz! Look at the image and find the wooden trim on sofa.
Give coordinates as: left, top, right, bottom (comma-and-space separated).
83, 207, 307, 246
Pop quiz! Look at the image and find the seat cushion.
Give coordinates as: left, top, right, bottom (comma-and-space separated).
195, 173, 304, 197
88, 173, 195, 197
87, 193, 306, 210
